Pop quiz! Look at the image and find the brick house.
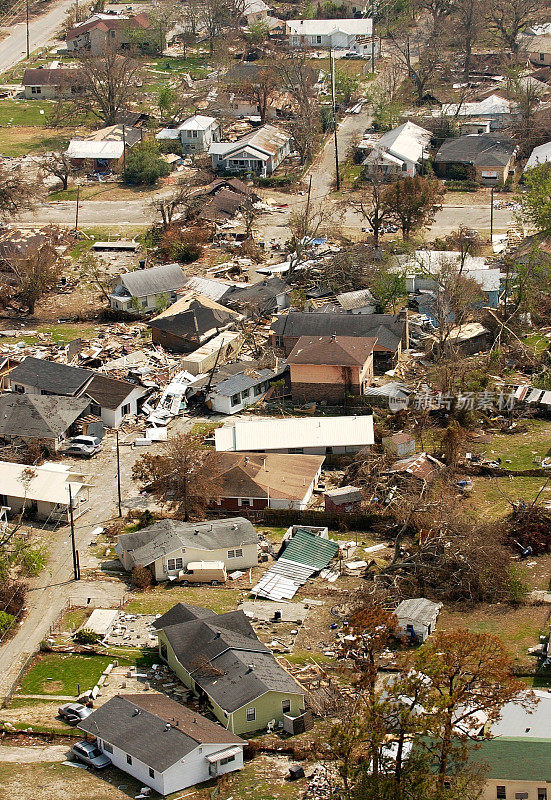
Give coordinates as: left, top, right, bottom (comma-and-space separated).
434, 134, 517, 184
287, 335, 376, 404
66, 12, 152, 54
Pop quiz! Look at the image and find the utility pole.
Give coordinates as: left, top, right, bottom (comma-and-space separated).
122, 123, 126, 175
371, 0, 376, 71
330, 48, 340, 192
25, 0, 30, 59
490, 186, 494, 241
116, 429, 122, 517
74, 183, 80, 232
305, 174, 312, 221
68, 484, 80, 581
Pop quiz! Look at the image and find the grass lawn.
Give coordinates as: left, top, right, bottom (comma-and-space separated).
464, 476, 551, 520
19, 653, 114, 696
190, 420, 223, 437
0, 99, 58, 126
0, 127, 70, 157
0, 763, 148, 800
125, 586, 244, 615
471, 420, 551, 470
438, 604, 550, 668
1, 323, 99, 345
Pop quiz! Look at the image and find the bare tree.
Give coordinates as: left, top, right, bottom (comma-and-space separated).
79, 252, 112, 302
0, 165, 36, 220
39, 151, 73, 190
388, 29, 444, 105
285, 202, 333, 277
487, 0, 544, 53
6, 238, 64, 314
151, 177, 206, 228
454, 0, 485, 78
201, 0, 230, 53
234, 66, 279, 124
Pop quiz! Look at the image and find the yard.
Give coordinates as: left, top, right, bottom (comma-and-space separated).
464, 476, 551, 520
18, 653, 114, 697
470, 419, 551, 470
124, 585, 246, 615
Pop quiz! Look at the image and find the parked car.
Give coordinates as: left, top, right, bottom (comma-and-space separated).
71, 741, 111, 769
179, 561, 227, 586
58, 703, 93, 725
61, 435, 102, 458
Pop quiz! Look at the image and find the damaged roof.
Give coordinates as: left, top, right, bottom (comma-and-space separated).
115, 263, 186, 298
214, 451, 324, 501
8, 356, 93, 396
0, 394, 90, 440
287, 335, 377, 366
272, 312, 405, 353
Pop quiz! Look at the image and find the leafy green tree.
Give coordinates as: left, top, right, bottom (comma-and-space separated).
382, 175, 445, 239
519, 162, 551, 235
123, 142, 171, 186
335, 69, 360, 105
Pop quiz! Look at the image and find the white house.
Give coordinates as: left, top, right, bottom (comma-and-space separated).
362, 121, 432, 177
109, 263, 186, 313
79, 694, 246, 796
85, 373, 147, 428
0, 460, 91, 522
524, 140, 551, 170
215, 414, 374, 454
394, 597, 442, 642
209, 124, 292, 176
335, 288, 377, 314
115, 516, 258, 580
286, 18, 376, 56
441, 94, 517, 129
242, 0, 271, 25
156, 115, 220, 154
201, 364, 281, 414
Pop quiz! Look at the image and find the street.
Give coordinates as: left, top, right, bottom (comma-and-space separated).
0, 0, 74, 76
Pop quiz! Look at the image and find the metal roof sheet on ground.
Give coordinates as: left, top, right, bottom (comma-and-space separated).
215, 414, 374, 452
80, 608, 119, 637
66, 139, 124, 160
282, 530, 339, 569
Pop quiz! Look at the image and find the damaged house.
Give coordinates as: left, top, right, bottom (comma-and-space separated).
148, 294, 241, 354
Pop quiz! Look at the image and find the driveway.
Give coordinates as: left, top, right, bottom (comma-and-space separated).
0, 0, 74, 76
0, 744, 70, 763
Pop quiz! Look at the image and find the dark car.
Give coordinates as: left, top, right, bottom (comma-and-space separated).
58, 703, 93, 725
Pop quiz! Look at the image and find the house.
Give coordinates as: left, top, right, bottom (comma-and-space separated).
286, 18, 377, 58
386, 452, 444, 484
115, 516, 258, 580
0, 460, 91, 521
220, 277, 290, 315
8, 357, 94, 397
153, 604, 306, 734
156, 115, 220, 153
441, 94, 517, 129
242, 0, 271, 26
85, 373, 147, 428
382, 431, 416, 457
324, 485, 363, 512
78, 693, 245, 795
362, 121, 432, 178
189, 360, 284, 412
335, 288, 377, 315
66, 12, 151, 54
180, 331, 243, 377
7, 357, 146, 428
0, 394, 91, 451
438, 321, 492, 354
523, 33, 551, 66
434, 134, 517, 184
109, 263, 186, 313
270, 312, 407, 372
21, 67, 84, 99
215, 414, 374, 454
66, 124, 142, 174
212, 451, 325, 510
148, 294, 240, 353
394, 597, 442, 642
287, 335, 377, 403
209, 124, 292, 176
185, 179, 260, 224
465, 739, 551, 800
525, 140, 551, 170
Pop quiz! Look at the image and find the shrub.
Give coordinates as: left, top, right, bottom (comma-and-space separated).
256, 174, 294, 188
123, 142, 171, 186
74, 627, 101, 644
0, 610, 15, 637
132, 565, 153, 589
444, 179, 479, 192
158, 226, 208, 263
19, 547, 47, 577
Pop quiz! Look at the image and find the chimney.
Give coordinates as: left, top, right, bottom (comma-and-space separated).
247, 664, 254, 672
165, 723, 171, 731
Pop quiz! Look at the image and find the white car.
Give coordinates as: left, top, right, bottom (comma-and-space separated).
71, 741, 111, 769
62, 435, 102, 458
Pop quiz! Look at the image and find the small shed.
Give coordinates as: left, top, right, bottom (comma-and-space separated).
382, 432, 416, 457
324, 486, 363, 513
395, 597, 442, 642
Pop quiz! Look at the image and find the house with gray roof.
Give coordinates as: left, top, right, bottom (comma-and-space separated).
115, 517, 258, 580
109, 263, 186, 313
78, 693, 245, 795
209, 124, 292, 176
153, 604, 306, 734
434, 133, 517, 184
0, 394, 91, 451
394, 597, 442, 642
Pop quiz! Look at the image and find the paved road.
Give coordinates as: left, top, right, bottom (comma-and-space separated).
0, 0, 74, 77
19, 199, 154, 228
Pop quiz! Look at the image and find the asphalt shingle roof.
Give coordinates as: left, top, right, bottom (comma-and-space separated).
117, 263, 186, 298
271, 313, 405, 353
435, 134, 516, 167
8, 357, 93, 396
85, 373, 139, 411
287, 335, 377, 366
0, 394, 90, 440
78, 693, 244, 772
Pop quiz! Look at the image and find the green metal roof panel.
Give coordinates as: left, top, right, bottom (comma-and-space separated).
467, 738, 551, 781
282, 531, 339, 570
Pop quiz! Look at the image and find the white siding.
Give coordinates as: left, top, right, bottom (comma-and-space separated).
152, 541, 258, 580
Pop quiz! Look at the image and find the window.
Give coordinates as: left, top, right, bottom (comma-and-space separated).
103, 742, 113, 753
282, 699, 291, 713
149, 768, 155, 778
246, 707, 256, 722
289, 447, 303, 454
192, 130, 198, 138
167, 557, 184, 571
231, 393, 241, 406
254, 383, 264, 396
538, 791, 547, 800
238, 498, 252, 507
235, 548, 243, 558
496, 788, 506, 800
31, 86, 41, 94
401, 162, 407, 171
316, 35, 322, 43
540, 53, 546, 61
121, 403, 130, 416
325, 446, 333, 454
141, 298, 148, 307
109, 29, 116, 37
220, 754, 235, 765
126, 754, 133, 765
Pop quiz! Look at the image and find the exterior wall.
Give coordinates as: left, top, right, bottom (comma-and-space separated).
69, 154, 124, 174
210, 381, 271, 415
528, 50, 551, 66
110, 287, 178, 312
96, 740, 166, 794
396, 613, 438, 641
479, 779, 547, 800
95, 387, 145, 428
180, 124, 219, 153
288, 30, 378, 56
289, 363, 362, 404
24, 84, 58, 99
474, 159, 514, 184
229, 690, 305, 734
151, 327, 200, 353
2, 490, 89, 522
217, 496, 269, 511
239, 444, 363, 454
150, 541, 258, 580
